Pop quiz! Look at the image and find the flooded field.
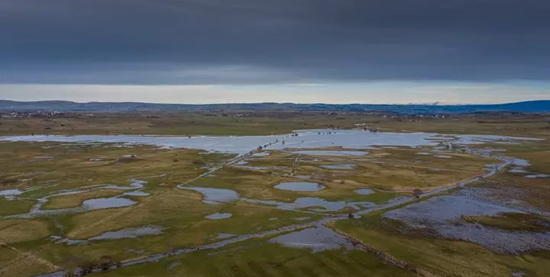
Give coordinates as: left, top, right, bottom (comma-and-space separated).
4, 130, 538, 154
176, 186, 239, 204
0, 128, 549, 277
268, 225, 358, 253
384, 190, 550, 254
274, 182, 325, 192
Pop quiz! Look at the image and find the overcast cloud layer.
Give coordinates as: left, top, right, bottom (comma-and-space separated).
1, 0, 550, 85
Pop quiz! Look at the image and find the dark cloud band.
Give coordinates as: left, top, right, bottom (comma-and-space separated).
1, 0, 549, 84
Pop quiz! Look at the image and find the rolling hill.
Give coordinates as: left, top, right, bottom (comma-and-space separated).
0, 100, 549, 114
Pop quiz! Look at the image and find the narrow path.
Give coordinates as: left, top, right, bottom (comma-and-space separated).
0, 243, 60, 272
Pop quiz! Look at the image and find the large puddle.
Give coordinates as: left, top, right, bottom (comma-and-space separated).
205, 212, 233, 220
275, 182, 326, 192
355, 189, 375, 195
90, 226, 165, 241
123, 191, 150, 197
321, 164, 357, 170
525, 174, 550, 179
177, 186, 240, 204
0, 189, 24, 196
268, 225, 357, 253
251, 152, 270, 157
82, 198, 136, 210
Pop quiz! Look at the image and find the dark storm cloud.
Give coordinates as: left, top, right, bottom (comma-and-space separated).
1, 0, 550, 84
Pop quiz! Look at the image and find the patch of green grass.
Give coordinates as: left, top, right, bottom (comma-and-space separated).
355, 191, 398, 204
0, 219, 52, 244
0, 198, 35, 216
0, 247, 18, 266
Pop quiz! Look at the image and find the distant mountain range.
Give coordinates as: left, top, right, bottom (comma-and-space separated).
0, 100, 549, 114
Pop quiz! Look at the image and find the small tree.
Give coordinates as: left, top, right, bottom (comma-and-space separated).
79, 261, 97, 276
99, 255, 112, 271
413, 188, 423, 199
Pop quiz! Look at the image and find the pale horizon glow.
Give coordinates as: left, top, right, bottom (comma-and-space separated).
0, 82, 549, 105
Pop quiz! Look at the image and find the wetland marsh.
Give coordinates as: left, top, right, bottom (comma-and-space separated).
1, 113, 549, 277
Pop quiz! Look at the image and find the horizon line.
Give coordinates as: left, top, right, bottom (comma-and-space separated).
1, 99, 548, 106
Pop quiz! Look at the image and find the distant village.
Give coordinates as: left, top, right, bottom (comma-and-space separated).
0, 110, 547, 122
0, 111, 78, 119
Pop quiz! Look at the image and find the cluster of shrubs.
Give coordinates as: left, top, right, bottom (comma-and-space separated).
63, 256, 122, 277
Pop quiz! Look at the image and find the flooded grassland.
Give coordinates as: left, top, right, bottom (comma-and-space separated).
0, 128, 549, 277
334, 138, 550, 277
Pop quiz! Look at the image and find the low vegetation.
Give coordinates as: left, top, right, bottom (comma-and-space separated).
0, 112, 549, 277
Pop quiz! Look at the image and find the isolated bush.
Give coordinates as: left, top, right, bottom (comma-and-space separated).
413, 188, 423, 199
192, 159, 205, 165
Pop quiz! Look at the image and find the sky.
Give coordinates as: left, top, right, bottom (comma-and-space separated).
1, 0, 550, 104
